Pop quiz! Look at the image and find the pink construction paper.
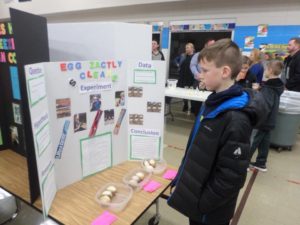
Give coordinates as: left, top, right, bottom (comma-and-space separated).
143, 180, 162, 193
163, 169, 177, 180
91, 211, 118, 225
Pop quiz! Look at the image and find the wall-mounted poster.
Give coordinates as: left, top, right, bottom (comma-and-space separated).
257, 24, 268, 37
244, 36, 255, 49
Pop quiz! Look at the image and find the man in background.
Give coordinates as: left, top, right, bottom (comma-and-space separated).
282, 37, 300, 92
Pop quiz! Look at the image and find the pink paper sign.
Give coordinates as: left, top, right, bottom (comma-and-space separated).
143, 180, 162, 193
163, 169, 177, 180
91, 211, 118, 225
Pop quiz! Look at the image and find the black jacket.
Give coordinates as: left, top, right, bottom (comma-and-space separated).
258, 78, 284, 131
284, 50, 300, 92
168, 86, 267, 224
236, 71, 257, 89
178, 54, 195, 88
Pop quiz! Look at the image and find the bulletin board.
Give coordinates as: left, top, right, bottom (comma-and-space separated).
234, 25, 300, 52
24, 59, 166, 217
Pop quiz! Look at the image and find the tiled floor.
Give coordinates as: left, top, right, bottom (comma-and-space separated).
136, 102, 300, 225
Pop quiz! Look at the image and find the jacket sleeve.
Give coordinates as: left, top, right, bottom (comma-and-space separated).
197, 114, 251, 213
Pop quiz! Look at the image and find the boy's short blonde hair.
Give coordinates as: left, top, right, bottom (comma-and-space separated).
198, 39, 242, 79
267, 60, 284, 76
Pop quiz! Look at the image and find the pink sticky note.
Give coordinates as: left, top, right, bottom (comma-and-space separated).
143, 180, 162, 193
91, 211, 118, 225
163, 169, 177, 180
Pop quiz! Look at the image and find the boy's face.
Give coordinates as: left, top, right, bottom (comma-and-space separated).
200, 58, 231, 91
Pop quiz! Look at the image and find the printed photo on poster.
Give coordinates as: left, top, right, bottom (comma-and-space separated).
257, 24, 268, 37
244, 36, 255, 49
90, 94, 101, 111
74, 113, 87, 133
115, 91, 125, 107
129, 114, 144, 125
89, 110, 103, 138
56, 98, 71, 118
104, 109, 114, 125
12, 103, 22, 124
10, 125, 19, 145
147, 102, 162, 113
128, 87, 143, 97
113, 109, 126, 135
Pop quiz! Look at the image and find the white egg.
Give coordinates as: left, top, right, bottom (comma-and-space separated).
99, 195, 111, 204
149, 159, 156, 167
129, 179, 138, 187
131, 175, 141, 182
106, 186, 117, 194
101, 190, 113, 198
146, 165, 154, 172
136, 172, 145, 180
143, 160, 150, 167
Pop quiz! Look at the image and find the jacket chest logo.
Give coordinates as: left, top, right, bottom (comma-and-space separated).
233, 147, 242, 157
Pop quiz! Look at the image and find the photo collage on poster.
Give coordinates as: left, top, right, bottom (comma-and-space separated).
55, 90, 126, 135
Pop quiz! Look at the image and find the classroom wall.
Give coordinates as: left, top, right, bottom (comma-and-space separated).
44, 0, 300, 26
1, 0, 300, 26
0, 0, 182, 20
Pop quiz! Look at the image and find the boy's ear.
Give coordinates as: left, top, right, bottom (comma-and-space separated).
221, 65, 232, 79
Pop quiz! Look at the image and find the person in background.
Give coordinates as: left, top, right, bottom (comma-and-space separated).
178, 43, 195, 113
249, 60, 284, 172
236, 56, 257, 88
282, 37, 300, 92
168, 39, 266, 225
249, 48, 264, 83
189, 39, 216, 115
152, 39, 165, 61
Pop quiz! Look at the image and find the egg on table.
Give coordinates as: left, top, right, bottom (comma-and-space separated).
106, 186, 117, 194
101, 190, 113, 198
131, 175, 141, 182
136, 172, 145, 180
129, 179, 138, 187
149, 159, 156, 167
99, 195, 111, 204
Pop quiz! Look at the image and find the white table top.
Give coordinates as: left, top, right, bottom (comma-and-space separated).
165, 87, 211, 102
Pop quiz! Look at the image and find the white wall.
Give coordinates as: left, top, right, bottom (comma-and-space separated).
0, 0, 183, 21
2, 0, 300, 25
42, 0, 300, 26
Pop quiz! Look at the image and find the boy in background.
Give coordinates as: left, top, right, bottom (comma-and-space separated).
168, 39, 266, 225
236, 55, 257, 89
250, 60, 284, 172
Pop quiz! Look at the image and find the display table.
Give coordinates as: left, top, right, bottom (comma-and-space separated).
165, 87, 211, 102
0, 150, 31, 203
165, 87, 211, 120
34, 161, 175, 225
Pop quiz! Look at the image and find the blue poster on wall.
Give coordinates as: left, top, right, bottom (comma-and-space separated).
161, 27, 170, 49
234, 25, 300, 52
10, 66, 21, 100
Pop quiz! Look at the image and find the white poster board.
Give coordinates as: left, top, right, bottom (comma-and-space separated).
24, 64, 57, 217
25, 60, 166, 216
127, 61, 166, 160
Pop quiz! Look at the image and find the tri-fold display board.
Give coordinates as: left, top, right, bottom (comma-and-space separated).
25, 59, 166, 217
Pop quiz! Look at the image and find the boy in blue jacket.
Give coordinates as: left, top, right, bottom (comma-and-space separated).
168, 39, 266, 225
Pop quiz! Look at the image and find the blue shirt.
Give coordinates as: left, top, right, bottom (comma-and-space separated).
249, 63, 264, 83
